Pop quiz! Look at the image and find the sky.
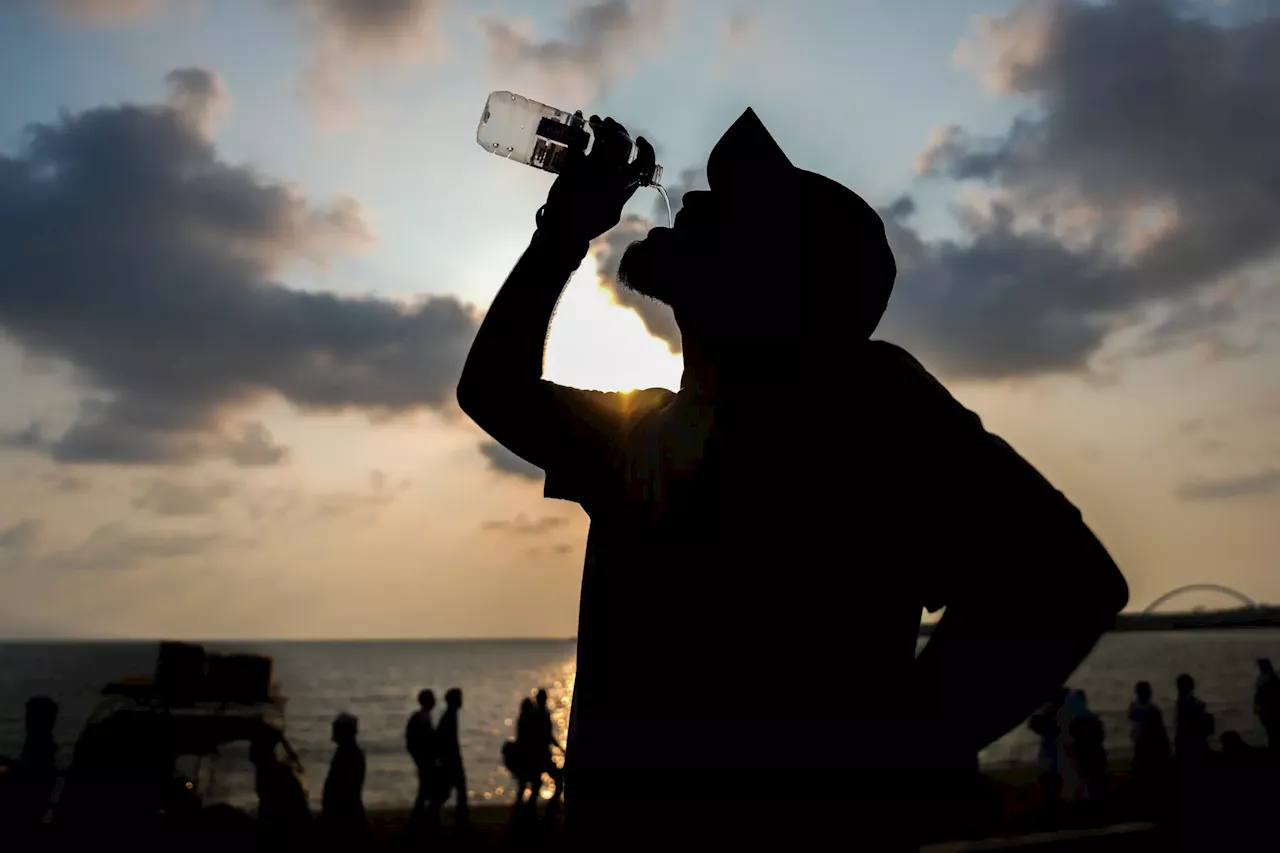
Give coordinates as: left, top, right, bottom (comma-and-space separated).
0, 0, 1277, 639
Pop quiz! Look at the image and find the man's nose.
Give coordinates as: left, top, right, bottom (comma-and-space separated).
679, 189, 711, 213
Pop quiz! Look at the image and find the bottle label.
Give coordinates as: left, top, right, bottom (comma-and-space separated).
532, 117, 590, 172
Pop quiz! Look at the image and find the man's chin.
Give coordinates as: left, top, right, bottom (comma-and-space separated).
616, 230, 678, 305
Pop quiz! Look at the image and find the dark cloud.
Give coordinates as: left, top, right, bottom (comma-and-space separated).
1177, 468, 1280, 501
226, 422, 290, 467
0, 423, 46, 454
478, 440, 544, 481
483, 0, 674, 101
883, 0, 1280, 379
590, 165, 705, 352
0, 520, 42, 551
0, 72, 480, 466
163, 67, 228, 131
133, 478, 239, 517
483, 514, 569, 535
6, 409, 291, 468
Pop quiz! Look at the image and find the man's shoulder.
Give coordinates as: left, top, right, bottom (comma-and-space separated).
863, 340, 945, 392
863, 339, 981, 426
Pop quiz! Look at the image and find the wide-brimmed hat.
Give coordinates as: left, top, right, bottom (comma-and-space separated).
706, 107, 896, 339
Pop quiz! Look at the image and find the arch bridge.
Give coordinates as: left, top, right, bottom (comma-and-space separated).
1143, 584, 1259, 614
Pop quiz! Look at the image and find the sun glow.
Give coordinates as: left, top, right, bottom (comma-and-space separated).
541, 257, 684, 393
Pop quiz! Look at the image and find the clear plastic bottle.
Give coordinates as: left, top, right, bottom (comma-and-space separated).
476, 91, 663, 187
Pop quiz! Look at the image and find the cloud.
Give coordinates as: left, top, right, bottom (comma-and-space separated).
876, 0, 1280, 380
285, 0, 448, 115
133, 478, 239, 517
44, 473, 93, 493
483, 0, 675, 103
0, 520, 42, 551
163, 67, 229, 133
226, 422, 290, 467
590, 164, 705, 352
1178, 468, 1280, 501
41, 523, 235, 572
44, 0, 166, 24
478, 440, 544, 481
0, 71, 480, 467
482, 514, 569, 535
311, 468, 411, 519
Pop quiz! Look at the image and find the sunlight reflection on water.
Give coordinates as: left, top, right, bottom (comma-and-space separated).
1, 631, 1278, 809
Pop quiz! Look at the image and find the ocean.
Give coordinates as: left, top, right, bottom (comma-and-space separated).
2, 631, 1278, 811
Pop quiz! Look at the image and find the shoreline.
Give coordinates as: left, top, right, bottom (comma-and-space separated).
341, 759, 1138, 844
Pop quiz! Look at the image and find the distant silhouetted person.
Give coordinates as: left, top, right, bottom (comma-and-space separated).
508, 697, 540, 804
1063, 690, 1106, 825
433, 688, 468, 825
458, 105, 1129, 849
14, 696, 58, 834
1254, 659, 1280, 750
406, 688, 437, 815
1128, 680, 1170, 815
1029, 687, 1069, 825
533, 689, 565, 802
319, 713, 368, 850
1175, 674, 1214, 765
250, 729, 311, 849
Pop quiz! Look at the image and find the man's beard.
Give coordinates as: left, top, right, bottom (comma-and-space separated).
615, 230, 683, 308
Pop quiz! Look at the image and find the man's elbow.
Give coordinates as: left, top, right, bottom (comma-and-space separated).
456, 371, 483, 421
456, 365, 503, 430
1075, 532, 1129, 623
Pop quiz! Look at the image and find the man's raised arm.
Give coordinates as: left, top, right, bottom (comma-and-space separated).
456, 117, 656, 475
456, 230, 590, 470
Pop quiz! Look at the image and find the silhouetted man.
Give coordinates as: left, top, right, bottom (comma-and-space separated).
1175, 673, 1213, 765
458, 107, 1129, 849
406, 688, 437, 815
432, 688, 468, 825
319, 712, 368, 850
1128, 680, 1170, 817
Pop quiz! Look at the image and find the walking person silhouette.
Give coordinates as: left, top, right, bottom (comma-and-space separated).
431, 688, 468, 826
406, 689, 437, 817
509, 697, 540, 805
533, 689, 565, 802
318, 712, 368, 851
459, 106, 1129, 850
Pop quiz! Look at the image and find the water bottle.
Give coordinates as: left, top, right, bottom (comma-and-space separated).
476, 91, 663, 187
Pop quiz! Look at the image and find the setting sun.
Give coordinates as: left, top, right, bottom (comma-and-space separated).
542, 258, 684, 393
